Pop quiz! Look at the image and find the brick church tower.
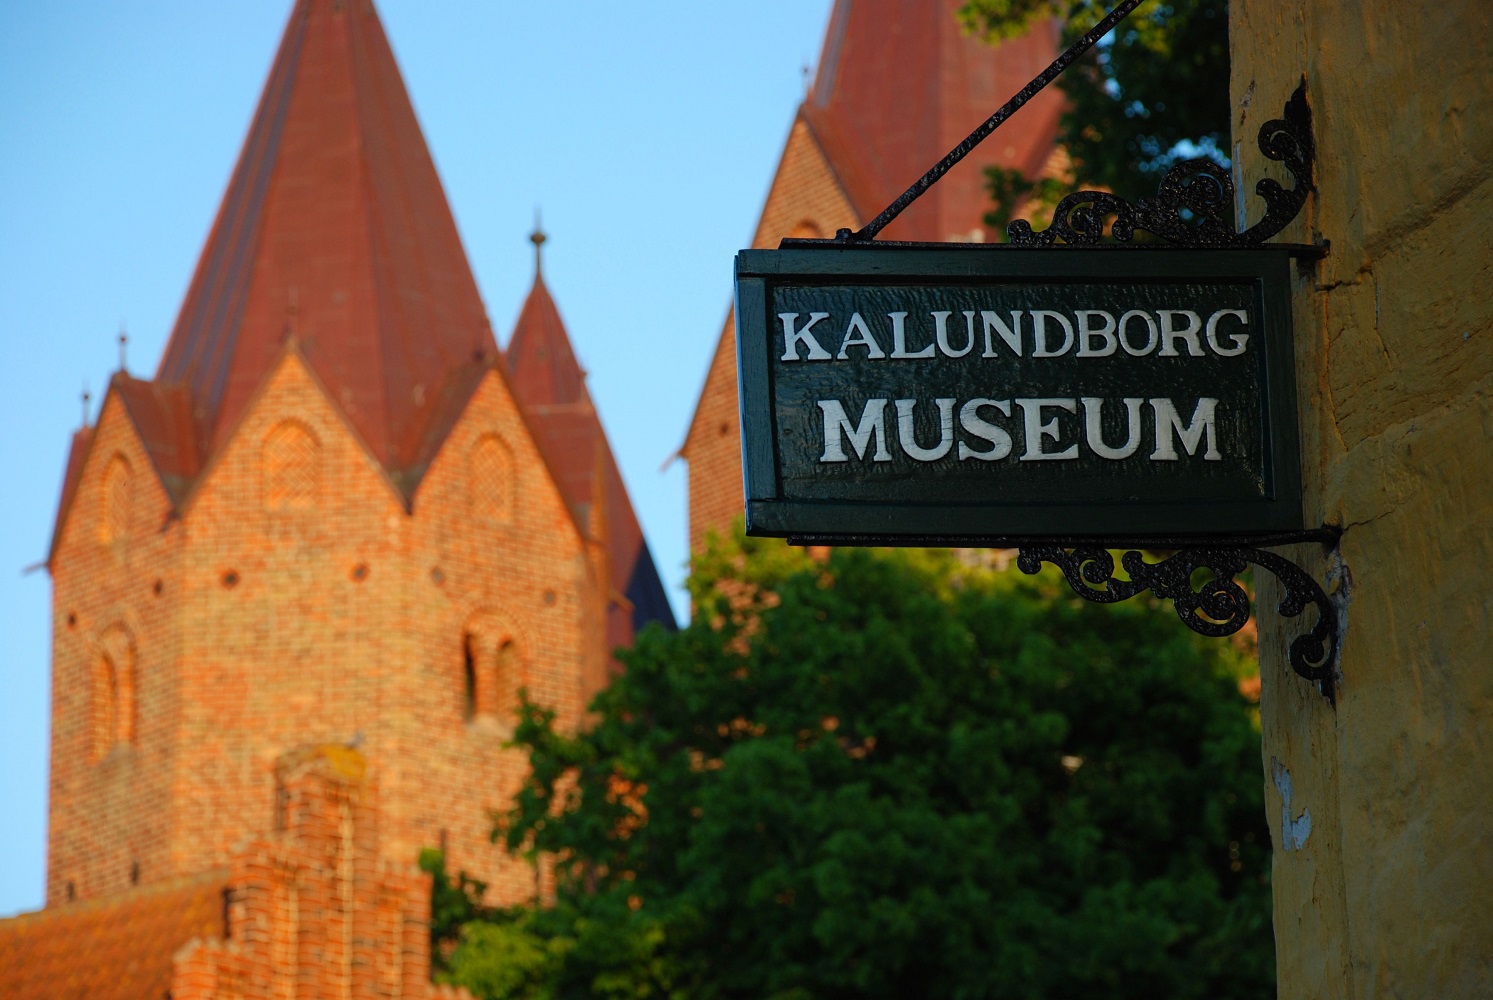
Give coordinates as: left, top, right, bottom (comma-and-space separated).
1, 2, 670, 995
681, 0, 1066, 547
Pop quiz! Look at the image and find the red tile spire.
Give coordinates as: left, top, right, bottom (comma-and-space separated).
155, 0, 495, 477
507, 231, 675, 639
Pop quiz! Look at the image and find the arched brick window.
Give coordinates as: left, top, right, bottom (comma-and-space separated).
469, 434, 513, 522
92, 624, 136, 759
101, 455, 132, 543
461, 615, 523, 730
264, 420, 319, 510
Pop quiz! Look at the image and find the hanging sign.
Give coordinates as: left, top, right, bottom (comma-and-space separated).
734, 245, 1302, 542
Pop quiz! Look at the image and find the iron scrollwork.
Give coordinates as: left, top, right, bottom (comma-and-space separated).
1008, 80, 1315, 249
1016, 544, 1338, 704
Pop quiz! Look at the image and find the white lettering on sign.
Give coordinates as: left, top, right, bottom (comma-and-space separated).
1030, 311, 1075, 358
818, 399, 891, 462
1157, 310, 1206, 357
1081, 397, 1145, 460
957, 399, 1013, 461
933, 312, 975, 358
889, 312, 936, 359
980, 310, 1023, 357
836, 313, 886, 360
1017, 398, 1079, 461
895, 398, 956, 460
816, 396, 1225, 465
1150, 397, 1222, 460
776, 307, 1253, 361
1206, 309, 1250, 356
1075, 311, 1118, 358
779, 312, 832, 361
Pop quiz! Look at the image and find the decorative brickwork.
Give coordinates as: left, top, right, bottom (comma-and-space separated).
263, 419, 320, 510
0, 748, 472, 1000
47, 350, 605, 907
170, 746, 464, 1000
101, 454, 132, 543
468, 433, 515, 524
48, 389, 179, 904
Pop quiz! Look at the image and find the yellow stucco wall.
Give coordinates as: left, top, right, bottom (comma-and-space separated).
1230, 3, 1492, 996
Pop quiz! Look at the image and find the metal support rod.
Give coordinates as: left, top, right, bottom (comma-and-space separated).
840, 0, 1144, 243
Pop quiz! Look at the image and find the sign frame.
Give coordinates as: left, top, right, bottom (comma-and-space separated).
734, 243, 1303, 545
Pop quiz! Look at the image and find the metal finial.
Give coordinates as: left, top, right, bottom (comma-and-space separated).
118, 325, 128, 372
82, 384, 91, 427
530, 211, 546, 274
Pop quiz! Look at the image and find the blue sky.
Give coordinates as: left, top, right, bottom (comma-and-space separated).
0, 0, 836, 918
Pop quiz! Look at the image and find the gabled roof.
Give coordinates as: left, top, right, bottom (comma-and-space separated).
802, 0, 1063, 241
155, 0, 495, 478
0, 872, 228, 1000
506, 272, 588, 409
47, 373, 200, 565
112, 374, 200, 504
507, 262, 675, 634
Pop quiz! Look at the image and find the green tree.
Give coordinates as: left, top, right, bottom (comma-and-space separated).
420, 848, 496, 976
446, 530, 1272, 999
959, 0, 1231, 227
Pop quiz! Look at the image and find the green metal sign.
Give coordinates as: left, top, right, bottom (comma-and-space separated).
734, 245, 1302, 542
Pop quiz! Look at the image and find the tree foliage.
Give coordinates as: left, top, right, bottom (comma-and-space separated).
959, 0, 1231, 223
442, 531, 1272, 999
420, 848, 495, 976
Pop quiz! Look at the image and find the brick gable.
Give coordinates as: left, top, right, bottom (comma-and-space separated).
47, 388, 184, 905
684, 120, 859, 548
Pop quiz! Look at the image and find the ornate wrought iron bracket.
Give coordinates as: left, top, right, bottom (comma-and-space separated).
1015, 534, 1341, 704
1008, 81, 1316, 249
837, 0, 1324, 255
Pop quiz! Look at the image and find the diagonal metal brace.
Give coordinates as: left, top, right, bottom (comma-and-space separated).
839, 0, 1145, 242
1016, 541, 1340, 704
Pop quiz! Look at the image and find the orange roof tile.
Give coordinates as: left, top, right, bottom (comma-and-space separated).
112, 373, 200, 503
805, 0, 1063, 241
155, 0, 495, 479
507, 269, 674, 635
0, 872, 227, 1000
49, 425, 93, 559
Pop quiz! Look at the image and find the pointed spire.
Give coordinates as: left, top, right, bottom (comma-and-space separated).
81, 383, 91, 429
507, 231, 587, 408
505, 243, 675, 635
118, 325, 128, 372
155, 0, 496, 477
530, 211, 547, 275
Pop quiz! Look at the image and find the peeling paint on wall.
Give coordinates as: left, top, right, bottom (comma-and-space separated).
1272, 758, 1313, 851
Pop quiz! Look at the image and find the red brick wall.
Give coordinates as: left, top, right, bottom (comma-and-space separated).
48, 392, 182, 904
48, 352, 605, 908
171, 746, 461, 1000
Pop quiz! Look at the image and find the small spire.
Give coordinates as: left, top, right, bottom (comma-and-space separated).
284, 285, 299, 344
802, 61, 812, 98
81, 383, 91, 428
530, 210, 547, 275
118, 324, 128, 372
